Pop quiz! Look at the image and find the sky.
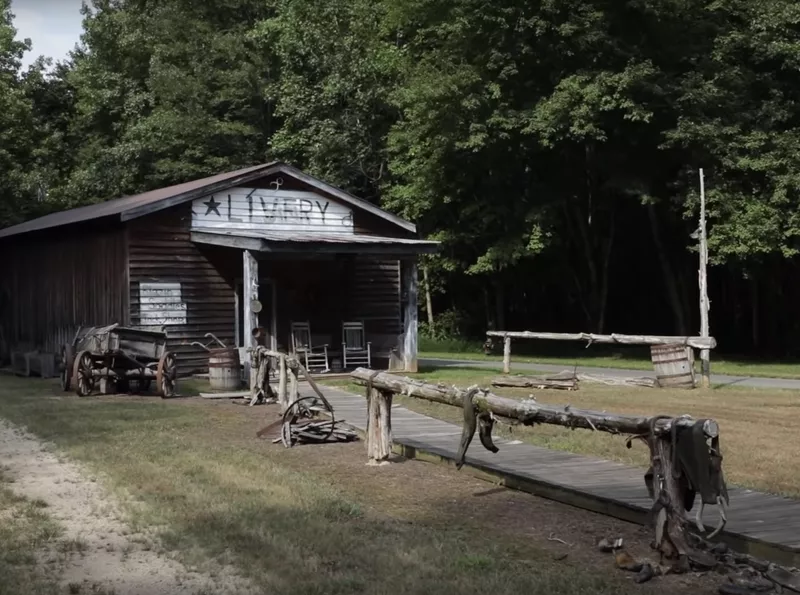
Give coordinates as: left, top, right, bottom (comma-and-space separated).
11, 0, 85, 69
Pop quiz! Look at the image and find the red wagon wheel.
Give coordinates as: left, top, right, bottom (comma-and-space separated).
156, 352, 177, 398
60, 344, 75, 392
72, 350, 95, 397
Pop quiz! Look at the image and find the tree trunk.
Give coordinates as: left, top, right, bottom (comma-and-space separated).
483, 286, 494, 331
561, 148, 615, 334
422, 264, 434, 329
597, 209, 615, 334
647, 203, 688, 335
751, 276, 759, 350
495, 281, 506, 332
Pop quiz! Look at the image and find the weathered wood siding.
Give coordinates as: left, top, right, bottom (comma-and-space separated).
348, 257, 402, 336
0, 225, 128, 354
127, 204, 236, 376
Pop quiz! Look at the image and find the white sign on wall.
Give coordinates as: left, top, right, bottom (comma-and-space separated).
190, 187, 355, 234
139, 282, 187, 327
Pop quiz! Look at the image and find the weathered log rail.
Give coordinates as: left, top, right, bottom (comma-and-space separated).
351, 368, 718, 438
351, 368, 729, 574
485, 331, 717, 385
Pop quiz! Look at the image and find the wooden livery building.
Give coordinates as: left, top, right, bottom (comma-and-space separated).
0, 162, 437, 376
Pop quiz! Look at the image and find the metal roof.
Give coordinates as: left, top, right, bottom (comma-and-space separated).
0, 162, 417, 239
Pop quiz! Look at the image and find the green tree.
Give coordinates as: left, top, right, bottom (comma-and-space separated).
0, 0, 34, 226
255, 0, 402, 201
60, 0, 275, 206
667, 0, 800, 265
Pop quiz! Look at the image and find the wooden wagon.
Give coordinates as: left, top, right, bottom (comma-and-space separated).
60, 324, 177, 398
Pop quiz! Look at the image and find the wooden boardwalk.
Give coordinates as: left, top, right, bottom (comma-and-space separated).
310, 384, 800, 566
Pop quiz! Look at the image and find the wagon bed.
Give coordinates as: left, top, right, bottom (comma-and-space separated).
60, 324, 177, 398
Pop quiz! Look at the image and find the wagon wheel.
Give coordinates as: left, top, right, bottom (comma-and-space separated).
72, 351, 95, 397
156, 352, 177, 398
279, 396, 336, 448
60, 344, 75, 392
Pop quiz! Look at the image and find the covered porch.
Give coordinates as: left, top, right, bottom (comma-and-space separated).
193, 229, 438, 373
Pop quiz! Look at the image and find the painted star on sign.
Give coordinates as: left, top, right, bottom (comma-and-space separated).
203, 196, 221, 216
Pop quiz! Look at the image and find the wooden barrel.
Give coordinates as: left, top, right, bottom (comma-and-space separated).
208, 347, 241, 391
650, 344, 696, 389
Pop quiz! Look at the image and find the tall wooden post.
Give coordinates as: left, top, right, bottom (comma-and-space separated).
401, 258, 419, 373
366, 387, 393, 465
698, 169, 711, 388
243, 250, 259, 388
277, 355, 289, 412
503, 335, 511, 374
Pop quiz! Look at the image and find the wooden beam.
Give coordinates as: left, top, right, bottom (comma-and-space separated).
243, 250, 258, 388
349, 368, 719, 438
191, 231, 438, 256
401, 259, 419, 373
191, 231, 264, 251
502, 336, 511, 374
486, 330, 716, 350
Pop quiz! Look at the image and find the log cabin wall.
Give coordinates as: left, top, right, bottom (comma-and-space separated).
348, 257, 402, 337
0, 224, 128, 356
126, 204, 236, 376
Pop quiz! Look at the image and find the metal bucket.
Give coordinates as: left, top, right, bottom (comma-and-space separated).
650, 344, 696, 389
208, 347, 241, 391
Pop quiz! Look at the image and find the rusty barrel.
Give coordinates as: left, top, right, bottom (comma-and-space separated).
650, 344, 696, 389
208, 347, 241, 391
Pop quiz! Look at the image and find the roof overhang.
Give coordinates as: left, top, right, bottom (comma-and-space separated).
122, 162, 417, 234
119, 165, 280, 223
0, 161, 418, 240
191, 229, 440, 256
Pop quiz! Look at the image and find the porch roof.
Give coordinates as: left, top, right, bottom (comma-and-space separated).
190, 228, 440, 255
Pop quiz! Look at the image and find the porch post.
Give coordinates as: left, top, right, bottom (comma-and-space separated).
401, 258, 419, 373
243, 250, 259, 386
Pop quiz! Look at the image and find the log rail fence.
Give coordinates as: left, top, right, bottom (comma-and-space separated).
350, 367, 730, 573
486, 331, 717, 387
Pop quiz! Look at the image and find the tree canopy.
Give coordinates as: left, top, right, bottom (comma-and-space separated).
3, 0, 800, 355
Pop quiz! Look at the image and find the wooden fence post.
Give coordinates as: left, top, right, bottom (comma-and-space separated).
366, 387, 393, 465
288, 365, 299, 405
278, 355, 289, 412
503, 336, 511, 374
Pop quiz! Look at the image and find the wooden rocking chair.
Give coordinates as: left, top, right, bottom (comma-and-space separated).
290, 321, 330, 373
342, 321, 371, 369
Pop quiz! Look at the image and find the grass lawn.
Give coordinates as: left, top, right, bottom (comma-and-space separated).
0, 373, 679, 595
330, 365, 800, 498
419, 338, 800, 380
0, 469, 63, 595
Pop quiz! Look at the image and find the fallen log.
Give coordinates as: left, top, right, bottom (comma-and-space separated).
491, 374, 578, 390
350, 368, 717, 438
577, 373, 657, 389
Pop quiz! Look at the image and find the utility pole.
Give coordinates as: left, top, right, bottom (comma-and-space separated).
698, 169, 711, 388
